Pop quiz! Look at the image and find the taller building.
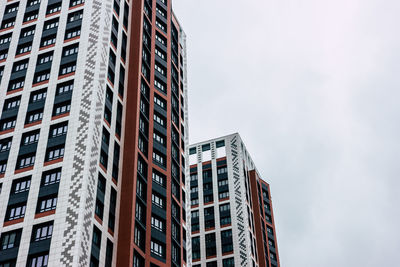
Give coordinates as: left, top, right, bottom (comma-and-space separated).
0, 0, 188, 267
188, 133, 280, 267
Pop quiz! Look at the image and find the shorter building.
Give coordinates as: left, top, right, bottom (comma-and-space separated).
187, 133, 280, 267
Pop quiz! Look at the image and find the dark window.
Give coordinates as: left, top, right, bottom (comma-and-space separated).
46, 2, 62, 15
30, 89, 47, 103
0, 229, 21, 250
40, 34, 56, 47
49, 122, 68, 138
32, 221, 54, 241
12, 59, 29, 73
221, 230, 233, 253
21, 130, 40, 146
70, 0, 85, 8
37, 51, 53, 65
65, 26, 81, 40
27, 253, 49, 267
192, 236, 200, 260
150, 240, 165, 258
45, 145, 65, 161
0, 137, 12, 152
11, 177, 31, 194
25, 109, 44, 124
59, 62, 76, 76
23, 10, 39, 23
67, 10, 83, 23
3, 96, 21, 111
5, 203, 26, 221
223, 258, 235, 267
134, 225, 145, 250
105, 239, 113, 267
52, 101, 71, 116
37, 195, 58, 213
56, 80, 74, 95
43, 18, 59, 31
41, 168, 62, 186
16, 153, 36, 169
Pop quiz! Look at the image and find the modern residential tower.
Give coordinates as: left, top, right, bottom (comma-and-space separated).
188, 133, 280, 267
0, 0, 188, 267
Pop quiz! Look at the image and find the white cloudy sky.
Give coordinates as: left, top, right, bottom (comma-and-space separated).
173, 0, 400, 266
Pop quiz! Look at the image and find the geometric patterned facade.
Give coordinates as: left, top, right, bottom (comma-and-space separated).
0, 0, 188, 266
188, 133, 280, 267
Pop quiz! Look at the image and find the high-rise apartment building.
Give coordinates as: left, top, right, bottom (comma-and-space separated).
188, 133, 280, 267
0, 0, 188, 266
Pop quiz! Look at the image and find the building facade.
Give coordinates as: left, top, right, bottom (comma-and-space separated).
117, 0, 189, 267
188, 133, 280, 267
0, 0, 188, 267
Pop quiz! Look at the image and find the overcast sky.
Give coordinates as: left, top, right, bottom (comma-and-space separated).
173, 0, 400, 266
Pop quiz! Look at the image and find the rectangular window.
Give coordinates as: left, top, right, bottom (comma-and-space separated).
0, 161, 7, 174
41, 168, 62, 186
0, 117, 16, 131
20, 26, 36, 39
26, 109, 44, 124
38, 195, 57, 213
34, 71, 50, 84
221, 230, 233, 253
32, 222, 53, 241
40, 34, 56, 47
67, 10, 83, 23
8, 78, 25, 91
205, 233, 216, 257
151, 215, 165, 232
21, 130, 40, 146
45, 146, 65, 161
152, 150, 165, 167
53, 101, 71, 116
135, 201, 145, 224
30, 89, 47, 103
27, 0, 41, 7
37, 51, 53, 65
70, 0, 85, 8
6, 203, 26, 221
151, 193, 165, 209
0, 137, 12, 152
4, 3, 19, 14
23, 10, 39, 23
56, 80, 74, 95
0, 229, 21, 250
16, 42, 33, 55
154, 63, 166, 76
153, 131, 166, 146
49, 122, 68, 138
16, 154, 36, 169
223, 258, 235, 267
59, 62, 76, 76
12, 177, 31, 194
154, 94, 166, 110
43, 18, 59, 31
153, 112, 166, 126
12, 59, 29, 72
154, 77, 166, 93
62, 44, 79, 57
0, 33, 12, 45
152, 170, 165, 187
65, 26, 81, 40
3, 96, 21, 111
1, 18, 16, 30
134, 225, 145, 250
150, 240, 164, 258
46, 2, 62, 15
28, 253, 49, 267
192, 236, 200, 260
